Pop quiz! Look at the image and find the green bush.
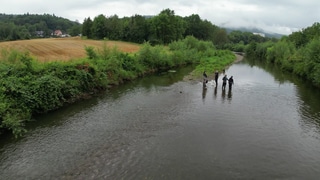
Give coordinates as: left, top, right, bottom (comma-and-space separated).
304, 38, 320, 86
193, 50, 235, 76
85, 46, 98, 60
137, 43, 169, 70
250, 33, 320, 88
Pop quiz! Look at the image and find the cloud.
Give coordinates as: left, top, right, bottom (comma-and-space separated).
1, 0, 319, 35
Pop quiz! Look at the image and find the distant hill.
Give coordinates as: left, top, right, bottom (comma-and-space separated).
0, 13, 81, 41
224, 27, 285, 39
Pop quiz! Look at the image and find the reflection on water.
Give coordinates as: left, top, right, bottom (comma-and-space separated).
214, 87, 218, 99
221, 88, 226, 102
202, 85, 207, 100
246, 57, 320, 128
227, 89, 232, 99
1, 60, 320, 179
220, 88, 233, 103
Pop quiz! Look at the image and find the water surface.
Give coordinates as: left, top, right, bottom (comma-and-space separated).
1, 60, 320, 179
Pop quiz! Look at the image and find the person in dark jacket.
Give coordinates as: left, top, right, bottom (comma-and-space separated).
222, 75, 228, 90
214, 70, 219, 87
203, 71, 208, 84
228, 76, 234, 90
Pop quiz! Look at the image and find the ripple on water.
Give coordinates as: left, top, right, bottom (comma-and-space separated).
1, 64, 320, 179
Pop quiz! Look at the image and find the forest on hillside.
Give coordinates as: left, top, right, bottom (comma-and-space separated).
0, 9, 275, 51
80, 8, 275, 49
0, 13, 81, 40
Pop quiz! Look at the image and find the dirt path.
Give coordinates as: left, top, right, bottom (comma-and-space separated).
234, 53, 244, 63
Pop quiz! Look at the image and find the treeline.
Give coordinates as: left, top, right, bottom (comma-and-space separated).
0, 36, 235, 137
0, 9, 274, 49
81, 8, 275, 49
245, 22, 320, 87
0, 13, 81, 41
224, 30, 278, 52
82, 9, 223, 45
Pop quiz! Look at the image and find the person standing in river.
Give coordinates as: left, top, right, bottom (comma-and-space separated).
228, 76, 234, 90
222, 75, 228, 90
203, 71, 208, 86
214, 70, 219, 87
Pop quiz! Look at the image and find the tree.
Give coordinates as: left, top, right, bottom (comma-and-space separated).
18, 26, 31, 39
124, 15, 148, 43
148, 9, 186, 44
92, 14, 107, 39
82, 17, 93, 38
105, 15, 122, 40
0, 22, 11, 40
68, 24, 81, 36
184, 14, 203, 39
212, 28, 228, 48
288, 22, 320, 48
304, 38, 320, 86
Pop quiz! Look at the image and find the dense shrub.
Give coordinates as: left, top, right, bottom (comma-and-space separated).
247, 27, 320, 89
136, 43, 171, 70
192, 50, 236, 76
304, 38, 320, 86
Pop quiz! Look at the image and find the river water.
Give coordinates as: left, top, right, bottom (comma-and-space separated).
1, 59, 320, 179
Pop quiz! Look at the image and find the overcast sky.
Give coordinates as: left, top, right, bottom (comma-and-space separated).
1, 0, 319, 35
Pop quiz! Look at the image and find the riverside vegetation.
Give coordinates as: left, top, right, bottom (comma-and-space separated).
0, 36, 235, 137
245, 22, 320, 88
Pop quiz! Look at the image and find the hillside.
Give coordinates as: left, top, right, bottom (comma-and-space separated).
0, 13, 82, 41
0, 37, 141, 62
224, 27, 285, 39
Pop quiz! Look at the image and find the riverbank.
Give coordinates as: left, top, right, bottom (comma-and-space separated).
184, 52, 244, 82
1, 36, 233, 137
234, 53, 245, 63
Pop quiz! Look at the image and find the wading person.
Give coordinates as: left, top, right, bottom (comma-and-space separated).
203, 71, 208, 86
222, 74, 228, 90
228, 76, 234, 90
214, 70, 219, 87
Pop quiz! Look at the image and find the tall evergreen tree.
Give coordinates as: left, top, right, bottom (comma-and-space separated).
149, 9, 186, 44
92, 14, 107, 39
125, 15, 148, 43
82, 17, 93, 38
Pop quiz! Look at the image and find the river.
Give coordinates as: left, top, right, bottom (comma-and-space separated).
1, 59, 320, 179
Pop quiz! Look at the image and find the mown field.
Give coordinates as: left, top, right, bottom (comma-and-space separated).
0, 37, 141, 62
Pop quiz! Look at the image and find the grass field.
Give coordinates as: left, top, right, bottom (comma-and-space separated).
0, 37, 141, 62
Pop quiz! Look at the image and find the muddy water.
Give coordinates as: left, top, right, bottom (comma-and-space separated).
1, 60, 320, 179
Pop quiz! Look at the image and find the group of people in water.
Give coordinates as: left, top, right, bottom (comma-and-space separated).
203, 70, 234, 90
